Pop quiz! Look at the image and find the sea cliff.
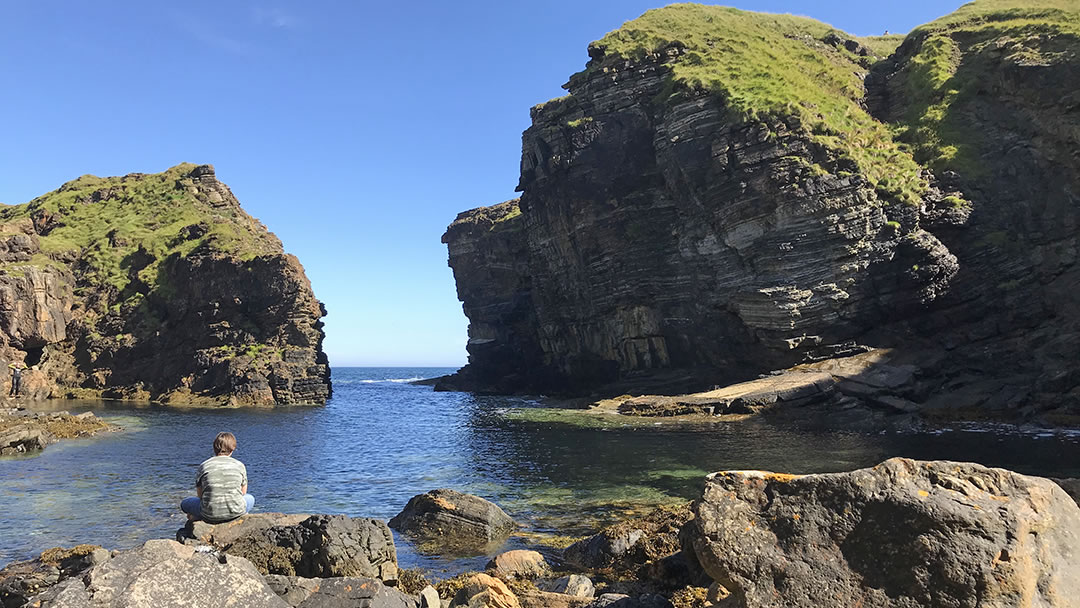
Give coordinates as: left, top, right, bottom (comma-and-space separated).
442, 1, 1080, 423
0, 163, 330, 406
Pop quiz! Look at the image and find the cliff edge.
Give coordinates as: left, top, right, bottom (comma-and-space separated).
442, 1, 1080, 422
0, 163, 330, 405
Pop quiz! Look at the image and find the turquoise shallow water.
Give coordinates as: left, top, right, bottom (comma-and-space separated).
2, 366, 1080, 575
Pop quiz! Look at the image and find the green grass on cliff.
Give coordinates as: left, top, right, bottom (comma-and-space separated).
889, 0, 1080, 178
584, 4, 928, 205
0, 163, 280, 307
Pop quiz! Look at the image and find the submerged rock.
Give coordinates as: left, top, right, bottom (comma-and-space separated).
0, 410, 113, 456
683, 458, 1080, 607
179, 512, 399, 582
389, 489, 516, 554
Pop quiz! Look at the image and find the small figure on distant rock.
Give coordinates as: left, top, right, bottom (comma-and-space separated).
884, 29, 890, 35
8, 361, 26, 397
180, 432, 255, 523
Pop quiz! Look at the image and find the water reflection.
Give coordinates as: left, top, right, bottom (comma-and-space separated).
2, 368, 1079, 574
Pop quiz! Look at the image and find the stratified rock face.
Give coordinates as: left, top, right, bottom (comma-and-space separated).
0, 163, 330, 405
443, 2, 1080, 419
682, 458, 1080, 608
443, 7, 956, 395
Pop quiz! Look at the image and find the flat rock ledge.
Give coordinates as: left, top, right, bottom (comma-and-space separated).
0, 409, 114, 456
682, 457, 1080, 608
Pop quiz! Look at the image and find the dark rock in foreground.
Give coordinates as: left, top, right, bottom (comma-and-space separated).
563, 503, 696, 592
682, 458, 1080, 607
179, 512, 399, 582
266, 574, 418, 608
389, 489, 516, 555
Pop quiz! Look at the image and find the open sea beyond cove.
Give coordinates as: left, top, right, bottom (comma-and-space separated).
2, 367, 1080, 574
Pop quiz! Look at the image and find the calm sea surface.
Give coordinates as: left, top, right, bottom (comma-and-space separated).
2, 366, 1079, 573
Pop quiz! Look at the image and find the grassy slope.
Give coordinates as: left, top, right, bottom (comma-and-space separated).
0, 163, 280, 318
558, 1, 1080, 205
889, 0, 1080, 177
584, 4, 926, 205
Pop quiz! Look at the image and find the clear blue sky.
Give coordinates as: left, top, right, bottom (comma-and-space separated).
0, 1, 967, 366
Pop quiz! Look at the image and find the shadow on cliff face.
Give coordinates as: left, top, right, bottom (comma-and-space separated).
439, 9, 1080, 427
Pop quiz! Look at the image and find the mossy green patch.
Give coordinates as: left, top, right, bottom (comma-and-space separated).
579, 4, 927, 205
889, 0, 1080, 179
0, 163, 281, 339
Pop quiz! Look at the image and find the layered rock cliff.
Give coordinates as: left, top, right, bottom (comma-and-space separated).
0, 163, 330, 405
443, 1, 1080, 421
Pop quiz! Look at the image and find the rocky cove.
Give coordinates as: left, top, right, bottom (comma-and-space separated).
5, 1, 1080, 607
3, 371, 1080, 607
439, 1, 1080, 428
3, 456, 1079, 607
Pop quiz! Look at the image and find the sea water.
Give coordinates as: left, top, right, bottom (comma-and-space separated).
2, 366, 1079, 574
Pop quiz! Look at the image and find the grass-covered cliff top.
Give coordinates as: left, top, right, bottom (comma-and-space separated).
0, 163, 281, 299
584, 3, 927, 205
890, 0, 1080, 177
557, 1, 1078, 205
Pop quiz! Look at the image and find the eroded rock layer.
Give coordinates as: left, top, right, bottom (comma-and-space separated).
443, 2, 1080, 421
0, 163, 330, 405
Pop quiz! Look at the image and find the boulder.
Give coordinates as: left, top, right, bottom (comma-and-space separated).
264, 574, 418, 608
539, 575, 594, 598
485, 550, 549, 580
683, 458, 1080, 607
182, 513, 398, 582
449, 573, 520, 608
1052, 477, 1080, 506
0, 426, 48, 455
563, 504, 690, 575
0, 544, 108, 606
584, 594, 672, 608
518, 589, 592, 608
390, 490, 516, 554
418, 585, 441, 608
31, 539, 287, 607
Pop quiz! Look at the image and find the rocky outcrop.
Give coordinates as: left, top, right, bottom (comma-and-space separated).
179, 512, 399, 582
265, 575, 418, 608
682, 458, 1080, 607
0, 409, 113, 455
485, 550, 550, 580
389, 489, 516, 554
441, 2, 1080, 423
0, 163, 330, 406
28, 540, 289, 608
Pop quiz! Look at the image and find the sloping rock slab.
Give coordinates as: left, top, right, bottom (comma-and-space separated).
683, 458, 1080, 607
389, 489, 515, 554
182, 513, 398, 582
31, 539, 287, 607
265, 574, 418, 608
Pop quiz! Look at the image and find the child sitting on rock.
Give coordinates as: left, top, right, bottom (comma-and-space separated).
180, 432, 255, 523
